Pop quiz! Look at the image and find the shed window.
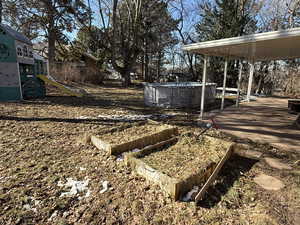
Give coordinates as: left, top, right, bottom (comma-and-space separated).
17, 47, 23, 56
23, 45, 28, 57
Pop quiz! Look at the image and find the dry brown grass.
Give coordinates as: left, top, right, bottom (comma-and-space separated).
0, 83, 299, 225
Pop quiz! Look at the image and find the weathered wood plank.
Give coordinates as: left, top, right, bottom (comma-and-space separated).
124, 138, 180, 198
176, 162, 216, 200
195, 144, 234, 202
128, 137, 178, 159
91, 136, 111, 152
126, 136, 233, 201
91, 126, 178, 155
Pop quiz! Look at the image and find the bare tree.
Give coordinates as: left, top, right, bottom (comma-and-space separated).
256, 0, 300, 96
171, 0, 197, 80
0, 0, 2, 24
93, 0, 177, 86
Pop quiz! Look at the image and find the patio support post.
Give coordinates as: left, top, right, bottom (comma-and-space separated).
221, 59, 228, 110
236, 61, 243, 107
200, 55, 208, 119
247, 61, 254, 102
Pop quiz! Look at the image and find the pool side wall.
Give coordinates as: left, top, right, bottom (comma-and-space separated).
144, 82, 216, 108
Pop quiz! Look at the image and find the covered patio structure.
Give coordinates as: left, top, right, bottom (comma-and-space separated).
182, 28, 300, 152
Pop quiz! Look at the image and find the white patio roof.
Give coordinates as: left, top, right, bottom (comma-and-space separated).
182, 27, 300, 61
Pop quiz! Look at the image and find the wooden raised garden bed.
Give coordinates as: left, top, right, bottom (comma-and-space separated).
125, 135, 234, 201
91, 122, 178, 155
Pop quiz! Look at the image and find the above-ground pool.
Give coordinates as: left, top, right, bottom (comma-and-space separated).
144, 82, 216, 108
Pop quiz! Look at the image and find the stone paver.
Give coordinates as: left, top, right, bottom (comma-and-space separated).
253, 173, 285, 191
264, 157, 292, 170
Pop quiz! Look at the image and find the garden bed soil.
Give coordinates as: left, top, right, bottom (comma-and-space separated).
142, 135, 233, 180
125, 135, 233, 200
91, 123, 178, 155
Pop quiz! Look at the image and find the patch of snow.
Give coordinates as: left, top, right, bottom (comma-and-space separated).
76, 116, 89, 119
34, 199, 41, 206
85, 189, 91, 198
63, 211, 70, 218
97, 113, 174, 122
58, 178, 90, 198
100, 181, 109, 194
182, 186, 200, 202
57, 180, 64, 187
48, 210, 58, 221
97, 114, 152, 122
131, 148, 141, 153
116, 154, 124, 161
23, 204, 37, 213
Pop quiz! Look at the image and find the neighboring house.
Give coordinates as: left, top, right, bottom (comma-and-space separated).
0, 24, 46, 101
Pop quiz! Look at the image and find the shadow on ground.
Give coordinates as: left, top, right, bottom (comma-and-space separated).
197, 155, 258, 208
0, 115, 133, 126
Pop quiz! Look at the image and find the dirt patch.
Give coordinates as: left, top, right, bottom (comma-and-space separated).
98, 123, 169, 145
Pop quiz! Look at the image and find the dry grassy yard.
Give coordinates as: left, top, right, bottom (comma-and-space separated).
0, 83, 299, 225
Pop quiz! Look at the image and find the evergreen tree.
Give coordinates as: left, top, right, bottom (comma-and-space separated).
196, 0, 257, 86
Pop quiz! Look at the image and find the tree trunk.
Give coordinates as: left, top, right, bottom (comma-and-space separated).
156, 52, 161, 80
145, 50, 149, 82
122, 69, 131, 87
187, 53, 196, 81
0, 0, 2, 24
48, 29, 56, 75
256, 75, 263, 94
141, 54, 144, 80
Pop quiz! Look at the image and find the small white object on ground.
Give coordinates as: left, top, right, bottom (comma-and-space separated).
97, 113, 173, 122
116, 154, 124, 161
58, 178, 90, 198
97, 114, 152, 121
100, 181, 109, 194
23, 204, 37, 213
79, 167, 86, 171
182, 186, 200, 202
76, 116, 89, 119
48, 210, 58, 221
131, 148, 141, 153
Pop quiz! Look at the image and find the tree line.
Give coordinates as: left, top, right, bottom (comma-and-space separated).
1, 0, 300, 94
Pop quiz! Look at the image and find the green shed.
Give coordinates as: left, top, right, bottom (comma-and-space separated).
0, 24, 46, 101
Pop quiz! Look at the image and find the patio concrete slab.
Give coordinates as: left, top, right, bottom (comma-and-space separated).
214, 97, 300, 152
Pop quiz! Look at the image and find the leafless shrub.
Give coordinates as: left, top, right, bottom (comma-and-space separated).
51, 62, 107, 84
